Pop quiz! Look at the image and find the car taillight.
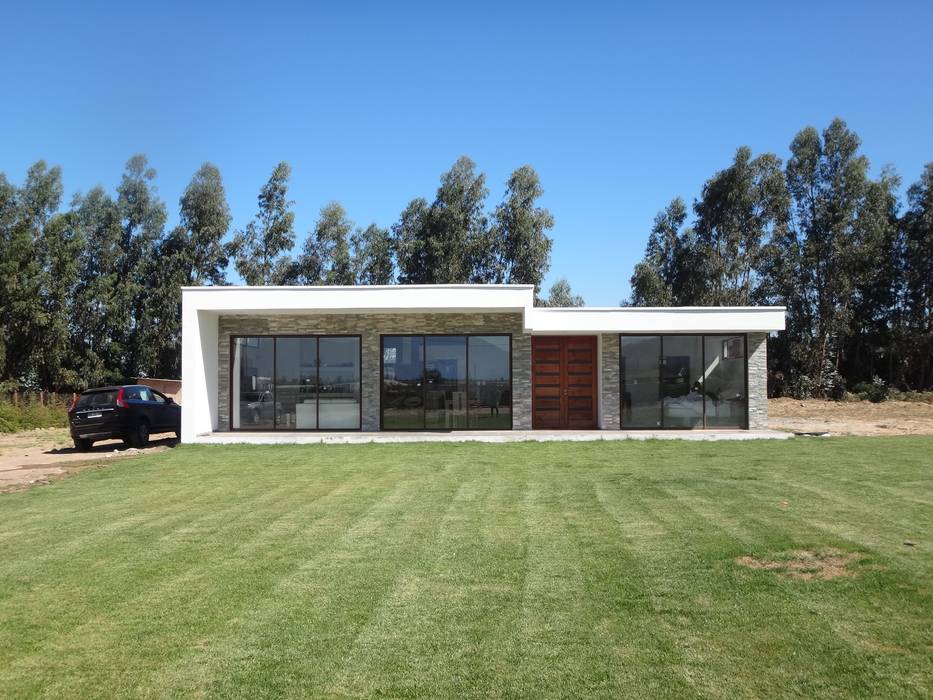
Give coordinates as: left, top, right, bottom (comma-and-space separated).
68, 394, 78, 413
116, 388, 127, 408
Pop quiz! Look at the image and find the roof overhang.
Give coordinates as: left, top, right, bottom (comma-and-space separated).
181, 285, 785, 333
524, 306, 786, 334
181, 284, 534, 315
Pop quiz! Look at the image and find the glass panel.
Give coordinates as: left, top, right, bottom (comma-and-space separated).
276, 338, 318, 429
232, 337, 275, 429
620, 336, 661, 428
704, 335, 747, 428
382, 336, 425, 429
425, 336, 467, 429
661, 335, 704, 428
468, 336, 511, 429
318, 337, 361, 429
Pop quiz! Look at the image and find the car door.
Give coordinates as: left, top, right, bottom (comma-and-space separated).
137, 386, 162, 429
150, 389, 176, 430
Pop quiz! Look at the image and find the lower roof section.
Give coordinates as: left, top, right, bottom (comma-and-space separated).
525, 306, 785, 333
181, 284, 785, 333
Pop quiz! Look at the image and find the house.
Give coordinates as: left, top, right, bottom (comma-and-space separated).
180, 284, 785, 442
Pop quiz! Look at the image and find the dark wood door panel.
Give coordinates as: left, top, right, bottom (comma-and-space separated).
532, 336, 597, 429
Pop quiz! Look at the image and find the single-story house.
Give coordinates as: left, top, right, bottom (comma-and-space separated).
180, 284, 785, 442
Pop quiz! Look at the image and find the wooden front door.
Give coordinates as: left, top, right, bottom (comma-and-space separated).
532, 336, 597, 429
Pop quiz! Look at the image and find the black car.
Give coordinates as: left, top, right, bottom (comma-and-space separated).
68, 385, 181, 451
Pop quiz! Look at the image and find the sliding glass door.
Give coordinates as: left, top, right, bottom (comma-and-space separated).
231, 336, 361, 430
619, 334, 748, 429
620, 335, 661, 428
382, 335, 511, 430
662, 335, 704, 428
703, 335, 747, 427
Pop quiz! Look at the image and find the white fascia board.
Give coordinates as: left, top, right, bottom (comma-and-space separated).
181, 284, 535, 314
525, 307, 786, 333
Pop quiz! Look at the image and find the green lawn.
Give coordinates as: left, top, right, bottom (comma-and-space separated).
1, 438, 931, 698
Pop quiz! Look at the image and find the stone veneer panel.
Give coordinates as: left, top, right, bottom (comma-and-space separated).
600, 334, 621, 429
217, 313, 531, 432
746, 332, 769, 430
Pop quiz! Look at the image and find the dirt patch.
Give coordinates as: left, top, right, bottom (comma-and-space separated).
769, 398, 933, 436
0, 428, 175, 493
737, 548, 862, 581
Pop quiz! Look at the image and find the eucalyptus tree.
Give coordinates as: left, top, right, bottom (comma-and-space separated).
351, 223, 394, 284
543, 277, 584, 307
901, 163, 933, 388
227, 162, 296, 285
291, 201, 354, 285
490, 165, 554, 295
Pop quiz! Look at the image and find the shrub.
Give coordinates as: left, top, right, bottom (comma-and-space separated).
851, 376, 889, 403
0, 396, 70, 433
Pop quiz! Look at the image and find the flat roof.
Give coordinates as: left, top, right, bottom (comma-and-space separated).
181, 284, 785, 333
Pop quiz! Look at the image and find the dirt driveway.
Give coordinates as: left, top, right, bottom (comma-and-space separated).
0, 428, 175, 492
769, 398, 933, 436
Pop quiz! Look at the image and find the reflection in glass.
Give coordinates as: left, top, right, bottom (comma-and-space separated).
662, 335, 704, 428
318, 337, 361, 429
468, 336, 511, 429
382, 336, 425, 429
233, 337, 275, 429
425, 336, 467, 429
275, 338, 318, 429
620, 336, 661, 427
704, 335, 747, 428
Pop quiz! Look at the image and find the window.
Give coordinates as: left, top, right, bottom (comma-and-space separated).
231, 336, 360, 430
381, 335, 511, 430
620, 334, 748, 429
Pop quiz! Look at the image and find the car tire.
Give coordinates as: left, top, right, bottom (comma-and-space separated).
129, 421, 150, 448
73, 438, 93, 452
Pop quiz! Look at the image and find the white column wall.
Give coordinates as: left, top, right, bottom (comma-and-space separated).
181, 307, 218, 441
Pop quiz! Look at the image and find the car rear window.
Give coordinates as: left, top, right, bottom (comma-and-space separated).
75, 390, 118, 409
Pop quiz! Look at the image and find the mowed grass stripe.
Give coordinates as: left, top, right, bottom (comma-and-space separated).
0, 437, 930, 698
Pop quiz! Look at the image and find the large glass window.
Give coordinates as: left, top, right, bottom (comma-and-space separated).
382, 336, 425, 429
381, 335, 511, 430
318, 337, 361, 430
276, 338, 317, 429
425, 336, 467, 429
232, 336, 360, 430
620, 335, 661, 428
619, 334, 748, 429
468, 335, 511, 429
703, 335, 746, 428
662, 335, 704, 428
233, 337, 275, 429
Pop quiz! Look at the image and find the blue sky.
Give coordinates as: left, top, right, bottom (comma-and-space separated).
2, 1, 931, 305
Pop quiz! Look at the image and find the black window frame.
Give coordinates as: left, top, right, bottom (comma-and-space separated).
618, 333, 749, 430
379, 333, 513, 431
229, 334, 362, 432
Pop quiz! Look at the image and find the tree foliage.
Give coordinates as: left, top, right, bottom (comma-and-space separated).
227, 162, 295, 285
542, 277, 585, 307
628, 118, 932, 396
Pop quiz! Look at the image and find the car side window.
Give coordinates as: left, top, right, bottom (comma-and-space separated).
151, 391, 166, 404
139, 388, 153, 401
125, 387, 142, 400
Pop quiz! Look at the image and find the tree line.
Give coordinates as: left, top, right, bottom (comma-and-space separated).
627, 118, 932, 395
0, 156, 575, 391
3, 117, 928, 396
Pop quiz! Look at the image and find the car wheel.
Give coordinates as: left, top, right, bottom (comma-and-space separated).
73, 438, 93, 452
130, 421, 150, 448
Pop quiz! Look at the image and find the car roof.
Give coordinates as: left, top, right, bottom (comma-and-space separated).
81, 384, 156, 393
